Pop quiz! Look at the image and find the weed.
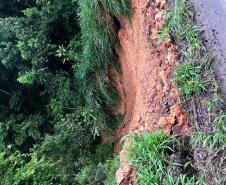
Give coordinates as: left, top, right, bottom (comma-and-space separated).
181, 25, 204, 55
128, 132, 196, 185
206, 101, 213, 112
104, 155, 120, 185
159, 0, 204, 56
73, 154, 119, 185
76, 0, 131, 109
173, 61, 206, 96
159, 0, 188, 41
192, 131, 225, 151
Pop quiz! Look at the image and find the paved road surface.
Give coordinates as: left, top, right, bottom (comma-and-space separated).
191, 0, 226, 100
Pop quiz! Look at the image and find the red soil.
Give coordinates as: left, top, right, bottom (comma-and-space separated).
115, 0, 188, 148
114, 0, 191, 184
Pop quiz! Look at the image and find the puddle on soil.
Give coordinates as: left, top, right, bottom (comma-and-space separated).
191, 0, 226, 100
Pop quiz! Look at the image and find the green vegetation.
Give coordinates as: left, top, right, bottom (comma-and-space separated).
0, 0, 224, 184
76, 0, 130, 109
159, 0, 203, 56
160, 0, 226, 184
173, 61, 206, 96
0, 0, 130, 184
192, 115, 226, 151
160, 0, 207, 97
128, 132, 199, 185
0, 151, 67, 184
104, 155, 120, 185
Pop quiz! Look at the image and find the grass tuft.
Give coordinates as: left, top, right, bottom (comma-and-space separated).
128, 132, 197, 185
159, 0, 204, 56
173, 61, 206, 96
104, 155, 120, 185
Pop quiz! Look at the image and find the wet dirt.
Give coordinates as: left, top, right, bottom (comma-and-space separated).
114, 0, 226, 183
115, 0, 176, 150
115, 0, 190, 151
191, 0, 226, 100
114, 0, 191, 184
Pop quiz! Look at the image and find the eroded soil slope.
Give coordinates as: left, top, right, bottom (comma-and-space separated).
115, 0, 189, 148
115, 0, 190, 183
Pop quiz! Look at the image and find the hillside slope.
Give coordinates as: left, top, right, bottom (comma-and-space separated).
114, 0, 226, 184
115, 0, 189, 145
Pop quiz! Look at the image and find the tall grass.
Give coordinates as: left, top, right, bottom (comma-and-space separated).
173, 60, 206, 96
159, 0, 203, 56
128, 132, 198, 185
76, 0, 131, 109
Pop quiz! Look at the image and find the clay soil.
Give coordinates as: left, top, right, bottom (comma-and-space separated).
111, 0, 226, 184
114, 0, 190, 184
115, 0, 190, 150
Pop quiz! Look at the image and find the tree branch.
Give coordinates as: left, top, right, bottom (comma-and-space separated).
0, 89, 12, 96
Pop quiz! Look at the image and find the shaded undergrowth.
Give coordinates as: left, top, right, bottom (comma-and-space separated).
0, 0, 131, 184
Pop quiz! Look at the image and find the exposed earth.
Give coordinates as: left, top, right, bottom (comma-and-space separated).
114, 0, 226, 184
115, 0, 190, 145
114, 0, 191, 183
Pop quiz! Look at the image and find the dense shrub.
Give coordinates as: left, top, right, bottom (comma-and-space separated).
0, 151, 67, 185
0, 0, 130, 184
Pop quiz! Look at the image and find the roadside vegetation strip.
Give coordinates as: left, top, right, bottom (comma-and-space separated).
159, 0, 226, 183
128, 132, 205, 185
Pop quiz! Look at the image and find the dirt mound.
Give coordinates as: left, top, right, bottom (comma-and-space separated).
114, 0, 191, 183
